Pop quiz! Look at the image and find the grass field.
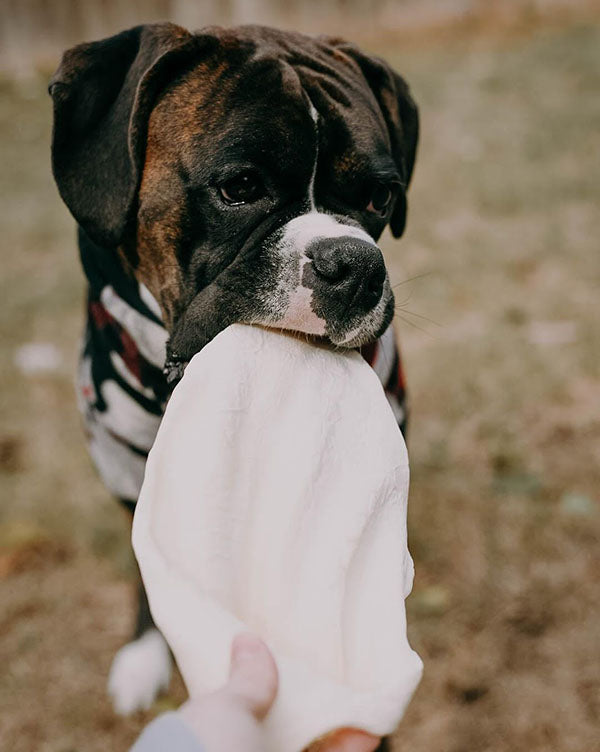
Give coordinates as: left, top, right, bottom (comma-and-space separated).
1, 21, 599, 752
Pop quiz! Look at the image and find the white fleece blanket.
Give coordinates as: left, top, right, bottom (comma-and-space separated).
132, 324, 422, 752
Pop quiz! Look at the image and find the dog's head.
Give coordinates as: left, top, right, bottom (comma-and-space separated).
50, 23, 418, 379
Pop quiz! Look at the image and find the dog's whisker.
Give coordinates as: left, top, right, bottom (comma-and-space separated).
394, 307, 442, 327
391, 272, 432, 290
394, 290, 414, 308
393, 312, 437, 338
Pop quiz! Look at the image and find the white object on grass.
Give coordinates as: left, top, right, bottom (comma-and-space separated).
133, 324, 422, 752
14, 342, 61, 375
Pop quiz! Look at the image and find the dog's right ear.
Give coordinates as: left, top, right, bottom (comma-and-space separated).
50, 23, 203, 248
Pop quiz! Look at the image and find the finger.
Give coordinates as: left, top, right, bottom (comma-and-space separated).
227, 632, 279, 719
309, 728, 381, 752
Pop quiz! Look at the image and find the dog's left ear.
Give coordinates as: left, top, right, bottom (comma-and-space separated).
323, 40, 419, 238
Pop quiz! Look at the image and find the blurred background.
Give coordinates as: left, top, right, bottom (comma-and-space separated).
1, 1, 599, 751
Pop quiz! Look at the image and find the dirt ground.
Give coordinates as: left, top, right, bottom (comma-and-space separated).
1, 20, 599, 752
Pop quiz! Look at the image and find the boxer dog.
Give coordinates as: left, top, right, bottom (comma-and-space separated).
49, 23, 418, 731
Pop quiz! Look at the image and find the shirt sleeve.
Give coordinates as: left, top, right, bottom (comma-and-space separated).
130, 712, 205, 752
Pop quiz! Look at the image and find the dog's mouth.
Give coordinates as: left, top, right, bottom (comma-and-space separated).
164, 328, 330, 387
164, 296, 394, 390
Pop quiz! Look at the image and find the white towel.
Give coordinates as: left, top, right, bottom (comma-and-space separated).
132, 324, 422, 752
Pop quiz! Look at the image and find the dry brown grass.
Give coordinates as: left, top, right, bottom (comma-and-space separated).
1, 21, 599, 752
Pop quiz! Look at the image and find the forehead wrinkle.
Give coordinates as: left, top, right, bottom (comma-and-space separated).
301, 79, 390, 160
295, 55, 387, 125
371, 158, 402, 184
337, 151, 399, 179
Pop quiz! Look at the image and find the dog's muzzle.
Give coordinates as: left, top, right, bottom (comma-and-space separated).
164, 211, 394, 388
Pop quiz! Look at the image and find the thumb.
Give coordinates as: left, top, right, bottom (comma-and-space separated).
227, 632, 279, 720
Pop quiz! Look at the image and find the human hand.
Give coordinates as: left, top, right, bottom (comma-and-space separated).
178, 633, 380, 752
178, 633, 278, 752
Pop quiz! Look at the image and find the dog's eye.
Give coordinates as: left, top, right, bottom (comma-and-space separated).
366, 184, 394, 217
219, 171, 265, 205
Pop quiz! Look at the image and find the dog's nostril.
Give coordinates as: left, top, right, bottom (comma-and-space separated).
365, 267, 385, 299
312, 257, 349, 283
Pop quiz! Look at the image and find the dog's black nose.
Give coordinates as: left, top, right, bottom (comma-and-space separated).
306, 238, 386, 312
